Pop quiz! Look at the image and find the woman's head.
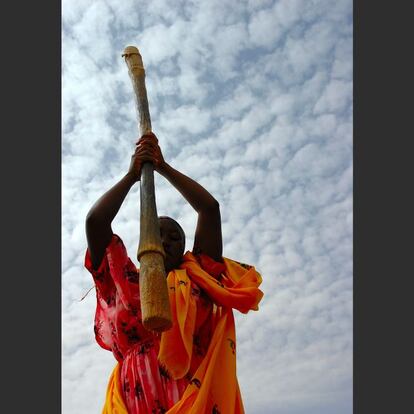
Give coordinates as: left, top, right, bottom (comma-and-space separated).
158, 216, 186, 272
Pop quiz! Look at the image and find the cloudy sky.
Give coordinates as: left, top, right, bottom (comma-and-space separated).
62, 0, 352, 413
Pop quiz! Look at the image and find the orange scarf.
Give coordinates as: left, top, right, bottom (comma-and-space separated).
160, 252, 263, 413
103, 252, 263, 414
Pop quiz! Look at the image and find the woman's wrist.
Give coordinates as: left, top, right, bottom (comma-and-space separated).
156, 161, 170, 177
124, 171, 140, 185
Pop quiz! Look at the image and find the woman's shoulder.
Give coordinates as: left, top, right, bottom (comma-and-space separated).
183, 250, 226, 278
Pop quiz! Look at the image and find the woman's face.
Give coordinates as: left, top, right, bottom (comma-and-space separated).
158, 217, 185, 273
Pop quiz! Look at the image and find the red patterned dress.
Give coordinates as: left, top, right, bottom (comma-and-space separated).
84, 234, 225, 413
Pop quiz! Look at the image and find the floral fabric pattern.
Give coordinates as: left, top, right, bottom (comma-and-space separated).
85, 235, 221, 413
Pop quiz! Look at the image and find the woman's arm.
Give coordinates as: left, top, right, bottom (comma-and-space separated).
85, 173, 136, 269
158, 163, 223, 262
142, 133, 223, 261
85, 137, 154, 269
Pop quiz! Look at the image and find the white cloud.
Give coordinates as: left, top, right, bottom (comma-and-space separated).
62, 1, 353, 413
313, 79, 352, 114
158, 104, 211, 136
248, 6, 285, 49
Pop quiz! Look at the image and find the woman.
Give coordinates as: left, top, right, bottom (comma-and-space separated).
85, 133, 263, 413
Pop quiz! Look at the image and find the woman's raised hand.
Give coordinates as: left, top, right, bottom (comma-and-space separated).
128, 132, 166, 181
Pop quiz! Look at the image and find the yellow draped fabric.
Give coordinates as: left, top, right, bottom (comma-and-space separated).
102, 362, 129, 414
102, 252, 263, 414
